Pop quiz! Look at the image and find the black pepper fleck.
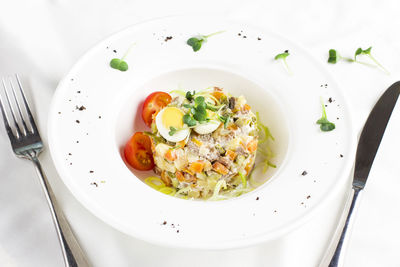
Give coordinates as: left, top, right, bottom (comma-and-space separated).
238, 33, 241, 36
256, 197, 259, 200
243, 35, 247, 38
340, 154, 343, 158
98, 116, 102, 119
77, 90, 81, 94
77, 105, 86, 111
176, 230, 179, 233
257, 37, 261, 40
76, 120, 80, 123
301, 171, 308, 176
68, 153, 72, 156
328, 97, 333, 103
113, 49, 117, 53
307, 195, 311, 199
285, 50, 289, 53
91, 182, 98, 187
162, 221, 167, 225
164, 36, 173, 42
90, 170, 94, 173
76, 141, 79, 143
58, 112, 61, 114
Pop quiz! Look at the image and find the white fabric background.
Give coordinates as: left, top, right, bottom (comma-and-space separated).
0, 0, 400, 266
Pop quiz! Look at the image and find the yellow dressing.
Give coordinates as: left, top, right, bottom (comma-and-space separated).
161, 107, 184, 129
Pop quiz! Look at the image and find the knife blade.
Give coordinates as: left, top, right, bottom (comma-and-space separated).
354, 81, 400, 189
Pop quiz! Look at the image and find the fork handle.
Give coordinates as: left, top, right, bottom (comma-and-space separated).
31, 156, 90, 267
319, 187, 363, 267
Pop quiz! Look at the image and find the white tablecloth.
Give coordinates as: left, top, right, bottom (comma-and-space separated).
1, 0, 400, 266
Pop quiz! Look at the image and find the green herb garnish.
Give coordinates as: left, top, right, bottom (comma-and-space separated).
186, 90, 195, 101
109, 43, 136, 72
327, 49, 354, 64
217, 114, 230, 128
354, 47, 389, 74
186, 31, 224, 52
316, 98, 335, 132
183, 114, 197, 127
168, 127, 177, 136
328, 47, 389, 74
110, 59, 128, 71
274, 50, 292, 74
193, 104, 207, 122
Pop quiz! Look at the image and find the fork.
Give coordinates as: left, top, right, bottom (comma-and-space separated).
0, 75, 90, 267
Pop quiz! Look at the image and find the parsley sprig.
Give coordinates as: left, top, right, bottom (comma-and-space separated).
186, 31, 224, 52
316, 98, 335, 132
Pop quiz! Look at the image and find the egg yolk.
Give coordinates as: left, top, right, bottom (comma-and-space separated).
161, 107, 184, 129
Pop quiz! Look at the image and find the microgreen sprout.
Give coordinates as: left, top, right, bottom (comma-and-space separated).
354, 47, 389, 74
109, 43, 136, 71
327, 49, 354, 64
274, 50, 292, 74
168, 127, 177, 136
183, 114, 196, 127
328, 47, 389, 74
316, 98, 335, 132
186, 31, 225, 52
185, 90, 195, 101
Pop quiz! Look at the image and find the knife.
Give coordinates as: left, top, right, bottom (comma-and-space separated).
319, 82, 400, 267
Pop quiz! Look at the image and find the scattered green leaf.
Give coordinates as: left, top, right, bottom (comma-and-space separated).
109, 43, 136, 72
274, 50, 292, 74
186, 91, 195, 101
186, 31, 224, 52
169, 127, 177, 136
193, 104, 207, 121
327, 49, 354, 64
316, 98, 335, 132
328, 47, 389, 74
110, 58, 128, 71
183, 114, 197, 127
354, 46, 389, 74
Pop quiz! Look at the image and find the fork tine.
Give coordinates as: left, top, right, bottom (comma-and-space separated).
2, 78, 22, 138
0, 84, 13, 137
15, 74, 38, 134
9, 77, 29, 135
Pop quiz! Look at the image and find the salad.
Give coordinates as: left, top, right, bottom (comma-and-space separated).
124, 87, 275, 200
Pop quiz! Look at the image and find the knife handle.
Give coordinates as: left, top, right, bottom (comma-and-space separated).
319, 187, 363, 267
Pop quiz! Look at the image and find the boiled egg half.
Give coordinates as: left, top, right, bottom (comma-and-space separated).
194, 120, 221, 134
156, 107, 190, 142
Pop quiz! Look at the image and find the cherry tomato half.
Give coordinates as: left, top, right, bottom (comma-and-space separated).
142, 92, 172, 127
124, 132, 154, 171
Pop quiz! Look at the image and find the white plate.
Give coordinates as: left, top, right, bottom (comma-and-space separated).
48, 15, 356, 249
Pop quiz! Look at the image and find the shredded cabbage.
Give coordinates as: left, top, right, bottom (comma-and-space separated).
238, 172, 247, 188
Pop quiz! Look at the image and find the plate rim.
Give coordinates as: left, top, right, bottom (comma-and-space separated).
47, 14, 357, 250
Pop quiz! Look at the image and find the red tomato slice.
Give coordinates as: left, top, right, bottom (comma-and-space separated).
124, 132, 154, 171
142, 92, 172, 127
